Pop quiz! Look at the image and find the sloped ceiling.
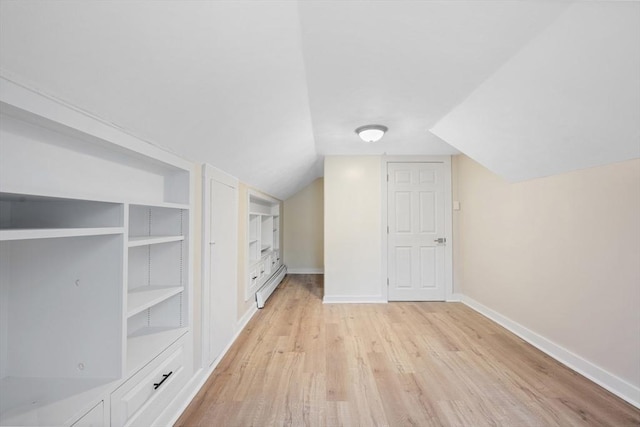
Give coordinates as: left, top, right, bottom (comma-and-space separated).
431, 1, 640, 181
298, 0, 569, 156
0, 1, 637, 199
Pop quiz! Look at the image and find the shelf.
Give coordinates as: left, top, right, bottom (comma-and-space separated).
0, 376, 115, 426
0, 227, 124, 241
127, 286, 183, 317
127, 327, 188, 376
261, 245, 271, 252
128, 235, 184, 247
0, 189, 189, 209
129, 201, 189, 210
249, 239, 258, 243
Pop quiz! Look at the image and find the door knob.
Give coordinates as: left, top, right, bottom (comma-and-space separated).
434, 238, 446, 244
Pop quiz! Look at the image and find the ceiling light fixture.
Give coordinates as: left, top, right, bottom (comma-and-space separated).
355, 124, 388, 143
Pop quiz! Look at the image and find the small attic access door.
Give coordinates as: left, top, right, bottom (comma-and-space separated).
202, 164, 238, 367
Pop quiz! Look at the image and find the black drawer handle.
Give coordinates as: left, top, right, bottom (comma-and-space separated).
153, 371, 173, 390
252, 276, 258, 280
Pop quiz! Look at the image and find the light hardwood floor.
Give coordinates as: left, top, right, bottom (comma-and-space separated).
177, 274, 640, 426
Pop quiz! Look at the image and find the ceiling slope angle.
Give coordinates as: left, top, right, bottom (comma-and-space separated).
0, 0, 319, 200
297, 0, 571, 156
430, 2, 640, 182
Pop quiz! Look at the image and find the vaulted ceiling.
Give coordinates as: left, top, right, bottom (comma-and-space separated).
1, 1, 638, 199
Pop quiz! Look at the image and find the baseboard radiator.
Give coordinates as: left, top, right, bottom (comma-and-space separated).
256, 265, 287, 309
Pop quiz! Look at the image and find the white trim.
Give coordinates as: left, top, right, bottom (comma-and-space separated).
460, 294, 640, 409
202, 164, 239, 189
237, 304, 259, 331
380, 156, 389, 302
286, 268, 324, 274
0, 76, 192, 170
248, 188, 279, 206
381, 155, 454, 302
323, 295, 387, 304
448, 293, 463, 302
442, 157, 454, 302
157, 303, 259, 426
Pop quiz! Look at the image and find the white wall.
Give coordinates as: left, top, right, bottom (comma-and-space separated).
454, 155, 640, 401
432, 2, 640, 183
284, 178, 324, 273
324, 156, 383, 302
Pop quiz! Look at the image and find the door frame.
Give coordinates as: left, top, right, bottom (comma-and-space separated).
381, 156, 454, 302
201, 163, 239, 368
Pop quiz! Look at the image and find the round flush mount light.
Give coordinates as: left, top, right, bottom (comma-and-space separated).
355, 124, 388, 143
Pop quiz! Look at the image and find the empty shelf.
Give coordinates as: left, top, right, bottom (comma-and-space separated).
127, 235, 184, 247
0, 227, 124, 241
127, 286, 183, 317
127, 327, 188, 376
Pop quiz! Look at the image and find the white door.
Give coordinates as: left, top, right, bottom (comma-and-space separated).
387, 162, 446, 301
203, 172, 238, 367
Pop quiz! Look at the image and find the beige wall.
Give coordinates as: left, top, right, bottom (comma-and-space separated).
324, 156, 384, 301
454, 155, 640, 388
283, 178, 324, 272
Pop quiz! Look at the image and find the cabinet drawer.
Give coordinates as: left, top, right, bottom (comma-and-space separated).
111, 340, 188, 427
249, 266, 258, 289
264, 255, 272, 276
72, 401, 104, 427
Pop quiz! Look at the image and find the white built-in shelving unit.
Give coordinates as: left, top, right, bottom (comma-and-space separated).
0, 77, 193, 427
126, 204, 189, 376
246, 192, 284, 305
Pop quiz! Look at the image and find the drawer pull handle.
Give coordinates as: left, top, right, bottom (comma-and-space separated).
261, 270, 264, 274
153, 371, 173, 390
252, 276, 258, 280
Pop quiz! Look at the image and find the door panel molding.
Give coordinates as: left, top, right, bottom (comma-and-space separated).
381, 156, 453, 302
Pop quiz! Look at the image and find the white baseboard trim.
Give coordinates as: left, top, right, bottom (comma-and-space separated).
323, 295, 387, 304
286, 268, 324, 274
447, 292, 463, 302
460, 294, 640, 409
158, 305, 260, 426
237, 304, 259, 330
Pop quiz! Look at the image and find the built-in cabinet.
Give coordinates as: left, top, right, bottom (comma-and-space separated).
0, 78, 193, 426
247, 192, 282, 302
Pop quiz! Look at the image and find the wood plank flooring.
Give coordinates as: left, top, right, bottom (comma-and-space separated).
176, 274, 640, 426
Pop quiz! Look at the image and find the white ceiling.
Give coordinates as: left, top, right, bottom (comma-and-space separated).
298, 0, 569, 156
431, 1, 640, 181
0, 1, 637, 199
